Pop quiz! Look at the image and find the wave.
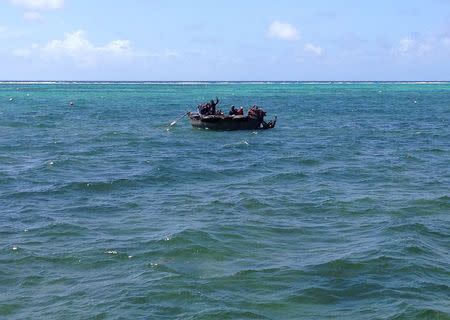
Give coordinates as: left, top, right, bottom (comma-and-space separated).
258, 171, 308, 183
31, 222, 91, 238
189, 310, 270, 319
5, 166, 189, 198
385, 222, 448, 238
411, 195, 450, 207
390, 307, 450, 319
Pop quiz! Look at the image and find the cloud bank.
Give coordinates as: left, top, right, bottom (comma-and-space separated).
13, 30, 182, 68
14, 30, 134, 65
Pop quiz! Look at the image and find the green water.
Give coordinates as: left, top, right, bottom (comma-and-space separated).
0, 82, 449, 319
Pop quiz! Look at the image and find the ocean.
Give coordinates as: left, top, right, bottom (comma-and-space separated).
0, 82, 449, 319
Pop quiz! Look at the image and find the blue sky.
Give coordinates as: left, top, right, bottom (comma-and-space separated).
1, 0, 450, 80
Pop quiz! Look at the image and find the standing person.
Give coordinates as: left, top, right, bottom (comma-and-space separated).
210, 97, 219, 115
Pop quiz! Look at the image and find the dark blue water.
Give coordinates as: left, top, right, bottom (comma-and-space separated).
1, 83, 449, 319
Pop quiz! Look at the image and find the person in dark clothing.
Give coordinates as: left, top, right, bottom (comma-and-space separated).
209, 97, 219, 115
229, 106, 237, 115
198, 98, 219, 116
199, 103, 208, 115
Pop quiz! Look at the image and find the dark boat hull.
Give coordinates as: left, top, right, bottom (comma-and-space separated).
189, 114, 264, 130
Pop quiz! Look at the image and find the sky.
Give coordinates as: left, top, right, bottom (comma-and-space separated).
0, 0, 450, 81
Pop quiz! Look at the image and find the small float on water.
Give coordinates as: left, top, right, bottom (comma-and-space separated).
186, 98, 277, 130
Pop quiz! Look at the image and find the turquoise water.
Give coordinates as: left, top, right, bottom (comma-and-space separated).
0, 82, 449, 319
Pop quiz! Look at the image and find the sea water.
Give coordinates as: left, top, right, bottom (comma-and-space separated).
0, 82, 449, 319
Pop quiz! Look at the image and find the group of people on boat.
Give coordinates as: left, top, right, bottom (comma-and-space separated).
198, 98, 220, 115
230, 104, 276, 128
247, 106, 267, 119
194, 98, 276, 129
197, 98, 268, 120
228, 106, 244, 116
229, 105, 266, 119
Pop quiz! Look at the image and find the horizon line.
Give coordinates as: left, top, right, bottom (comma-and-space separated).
1, 80, 450, 83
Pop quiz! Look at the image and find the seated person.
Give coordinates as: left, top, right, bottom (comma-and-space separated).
248, 106, 266, 118
236, 107, 244, 115
198, 104, 207, 115
229, 106, 237, 115
248, 106, 256, 117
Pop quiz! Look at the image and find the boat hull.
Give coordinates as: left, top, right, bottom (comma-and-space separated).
189, 114, 263, 130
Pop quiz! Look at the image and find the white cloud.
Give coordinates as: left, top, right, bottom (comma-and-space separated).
13, 30, 180, 66
397, 37, 416, 54
13, 30, 134, 65
396, 36, 432, 56
9, 0, 63, 10
23, 11, 42, 21
267, 21, 299, 41
41, 30, 133, 64
304, 43, 323, 56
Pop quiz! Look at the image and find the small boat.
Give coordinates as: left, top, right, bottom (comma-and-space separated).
188, 100, 277, 130
188, 113, 277, 130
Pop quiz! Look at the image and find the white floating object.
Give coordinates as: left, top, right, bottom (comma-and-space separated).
9, 98, 13, 101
